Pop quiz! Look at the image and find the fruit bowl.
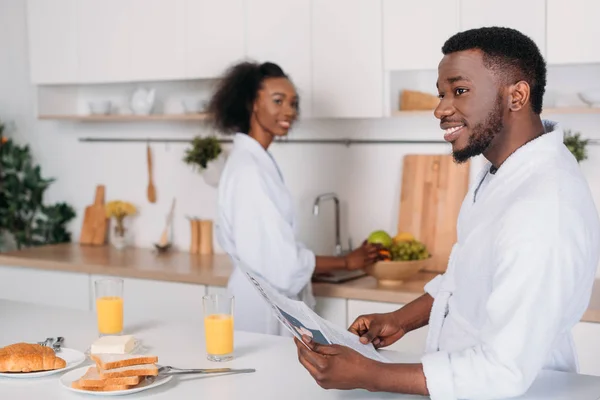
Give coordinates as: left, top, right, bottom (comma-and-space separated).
365, 257, 431, 287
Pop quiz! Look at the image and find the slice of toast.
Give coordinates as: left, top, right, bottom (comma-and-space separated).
71, 380, 133, 392
98, 363, 158, 379
90, 353, 158, 370
74, 366, 141, 387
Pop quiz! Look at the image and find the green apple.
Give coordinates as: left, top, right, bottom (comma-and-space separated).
367, 230, 393, 249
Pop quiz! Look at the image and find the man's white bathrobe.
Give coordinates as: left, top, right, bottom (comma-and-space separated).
421, 120, 600, 400
216, 133, 316, 336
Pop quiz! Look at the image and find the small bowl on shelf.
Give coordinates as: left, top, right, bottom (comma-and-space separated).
578, 91, 600, 107
365, 257, 431, 287
88, 101, 112, 115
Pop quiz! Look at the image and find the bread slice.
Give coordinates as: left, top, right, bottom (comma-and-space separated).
71, 380, 132, 392
0, 343, 66, 372
98, 363, 158, 379
74, 366, 140, 387
90, 353, 158, 370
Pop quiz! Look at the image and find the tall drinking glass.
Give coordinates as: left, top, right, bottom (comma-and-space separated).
94, 278, 124, 336
203, 294, 234, 362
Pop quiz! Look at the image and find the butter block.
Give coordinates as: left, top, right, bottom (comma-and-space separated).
90, 335, 136, 354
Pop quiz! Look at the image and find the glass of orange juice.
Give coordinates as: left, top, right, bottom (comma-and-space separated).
203, 294, 234, 362
94, 278, 124, 336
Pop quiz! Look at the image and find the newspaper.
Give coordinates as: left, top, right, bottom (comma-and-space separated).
238, 261, 390, 363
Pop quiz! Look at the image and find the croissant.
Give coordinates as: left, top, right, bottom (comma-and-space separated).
0, 343, 66, 372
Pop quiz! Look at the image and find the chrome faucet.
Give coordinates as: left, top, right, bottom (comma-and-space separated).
313, 193, 343, 256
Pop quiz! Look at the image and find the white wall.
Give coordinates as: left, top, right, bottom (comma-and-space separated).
1, 0, 600, 273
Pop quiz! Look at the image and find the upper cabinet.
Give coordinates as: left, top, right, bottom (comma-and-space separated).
77, 0, 132, 83
312, 0, 383, 118
245, 0, 312, 117
547, 0, 600, 64
460, 0, 546, 58
383, 0, 459, 71
129, 0, 186, 81
26, 0, 79, 84
185, 0, 245, 79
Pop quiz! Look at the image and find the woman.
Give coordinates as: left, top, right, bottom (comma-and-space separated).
211, 61, 380, 336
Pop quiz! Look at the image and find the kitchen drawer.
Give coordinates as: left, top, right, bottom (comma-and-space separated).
0, 266, 90, 311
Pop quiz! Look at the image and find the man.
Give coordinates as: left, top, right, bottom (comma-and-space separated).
294, 27, 600, 400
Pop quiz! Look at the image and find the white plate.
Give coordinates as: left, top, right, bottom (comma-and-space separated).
60, 365, 172, 396
0, 347, 86, 379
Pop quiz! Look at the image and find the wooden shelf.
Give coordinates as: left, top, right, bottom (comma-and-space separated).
38, 113, 210, 122
392, 107, 600, 117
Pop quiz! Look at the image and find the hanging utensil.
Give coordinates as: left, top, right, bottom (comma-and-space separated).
147, 143, 157, 203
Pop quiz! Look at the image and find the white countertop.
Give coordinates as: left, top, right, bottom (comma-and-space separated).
1, 299, 600, 400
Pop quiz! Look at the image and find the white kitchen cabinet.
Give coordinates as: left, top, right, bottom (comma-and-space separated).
347, 299, 429, 355
460, 0, 546, 58
245, 0, 312, 116
129, 0, 186, 81
90, 275, 206, 323
0, 266, 90, 311
77, 0, 132, 83
383, 0, 459, 71
314, 296, 347, 329
547, 0, 600, 64
185, 0, 245, 79
26, 0, 79, 84
311, 0, 383, 118
573, 321, 600, 376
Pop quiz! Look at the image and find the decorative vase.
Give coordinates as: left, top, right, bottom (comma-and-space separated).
202, 152, 227, 188
111, 218, 128, 250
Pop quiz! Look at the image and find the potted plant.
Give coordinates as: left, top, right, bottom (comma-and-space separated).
0, 120, 76, 252
105, 200, 137, 250
564, 129, 589, 163
183, 136, 226, 188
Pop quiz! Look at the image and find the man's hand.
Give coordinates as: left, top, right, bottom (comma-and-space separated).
294, 335, 378, 391
349, 312, 406, 349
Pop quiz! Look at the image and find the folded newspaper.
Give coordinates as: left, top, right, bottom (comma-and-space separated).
238, 261, 390, 363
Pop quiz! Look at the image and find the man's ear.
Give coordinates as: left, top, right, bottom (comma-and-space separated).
508, 80, 530, 112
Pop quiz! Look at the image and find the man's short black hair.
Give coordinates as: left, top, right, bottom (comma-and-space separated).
442, 26, 547, 114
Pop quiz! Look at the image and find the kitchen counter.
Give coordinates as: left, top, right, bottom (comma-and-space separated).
1, 243, 600, 323
2, 299, 600, 400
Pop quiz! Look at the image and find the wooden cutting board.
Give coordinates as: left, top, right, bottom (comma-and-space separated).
79, 185, 108, 246
397, 154, 471, 273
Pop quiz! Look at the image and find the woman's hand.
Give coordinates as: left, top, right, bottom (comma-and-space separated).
344, 240, 381, 270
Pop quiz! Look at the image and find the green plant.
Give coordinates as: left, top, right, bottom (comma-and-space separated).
564, 129, 589, 163
183, 136, 222, 170
0, 121, 76, 250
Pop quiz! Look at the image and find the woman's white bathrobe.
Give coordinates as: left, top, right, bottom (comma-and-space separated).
216, 133, 316, 336
421, 120, 600, 400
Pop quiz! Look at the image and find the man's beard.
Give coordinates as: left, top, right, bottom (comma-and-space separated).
452, 95, 504, 164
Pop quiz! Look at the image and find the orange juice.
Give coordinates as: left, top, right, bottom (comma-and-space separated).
96, 296, 124, 335
204, 314, 234, 355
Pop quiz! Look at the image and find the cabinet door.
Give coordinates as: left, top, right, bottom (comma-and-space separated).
26, 0, 79, 84
185, 0, 245, 79
312, 0, 383, 118
547, 0, 600, 64
91, 275, 206, 323
245, 0, 312, 116
129, 0, 186, 81
0, 266, 90, 311
573, 321, 600, 376
314, 297, 347, 329
460, 0, 546, 57
347, 299, 429, 355
77, 0, 132, 83
383, 0, 459, 71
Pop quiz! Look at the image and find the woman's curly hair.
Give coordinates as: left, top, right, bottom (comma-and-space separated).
207, 61, 294, 134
